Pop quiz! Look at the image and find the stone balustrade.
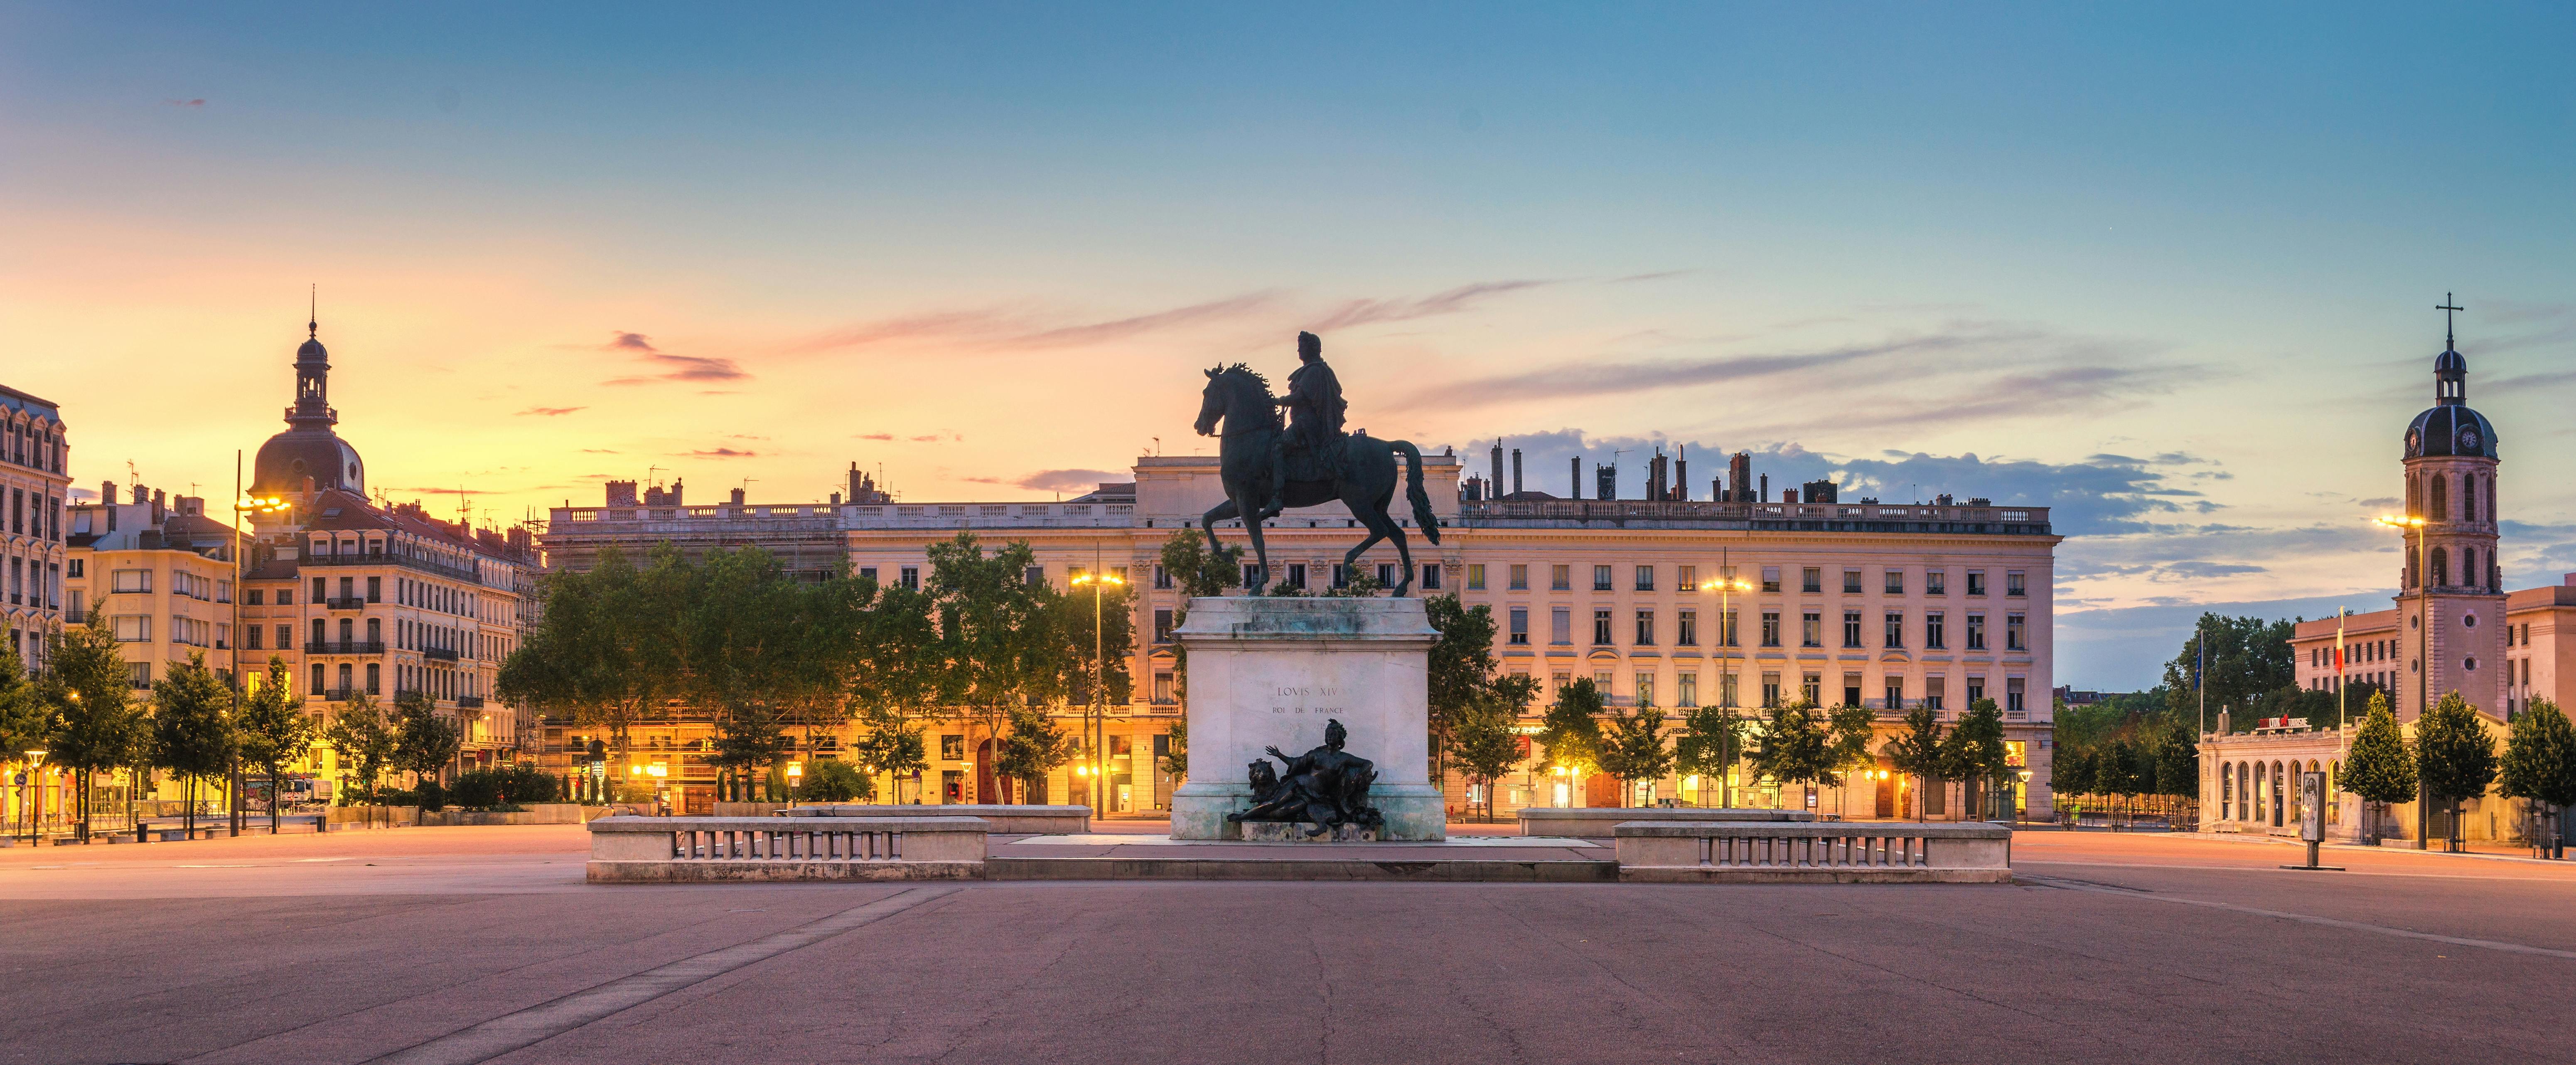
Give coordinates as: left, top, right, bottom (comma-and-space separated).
586, 815, 987, 883
1614, 821, 2012, 883
776, 804, 1091, 834
1518, 806, 1814, 838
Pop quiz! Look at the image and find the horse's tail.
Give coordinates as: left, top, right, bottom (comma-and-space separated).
1389, 439, 1442, 544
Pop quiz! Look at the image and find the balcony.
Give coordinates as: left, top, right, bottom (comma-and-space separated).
324, 596, 368, 610
322, 687, 360, 702
457, 695, 486, 709
423, 646, 460, 662
309, 640, 386, 655
298, 550, 483, 584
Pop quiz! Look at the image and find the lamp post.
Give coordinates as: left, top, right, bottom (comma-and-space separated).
1701, 573, 1753, 807
2376, 514, 2429, 848
23, 750, 47, 845
1070, 566, 1124, 817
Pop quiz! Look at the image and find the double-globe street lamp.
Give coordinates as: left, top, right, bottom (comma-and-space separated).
1697, 573, 1754, 808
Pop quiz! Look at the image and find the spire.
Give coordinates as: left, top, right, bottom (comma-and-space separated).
308, 283, 318, 339
2437, 292, 2462, 351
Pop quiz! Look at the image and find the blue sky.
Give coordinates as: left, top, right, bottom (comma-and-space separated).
5, 2, 2572, 688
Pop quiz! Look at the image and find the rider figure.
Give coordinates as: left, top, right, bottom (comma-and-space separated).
1267, 330, 1346, 517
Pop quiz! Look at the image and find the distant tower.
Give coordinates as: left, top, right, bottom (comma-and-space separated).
2397, 296, 2504, 723
1728, 452, 1753, 503
1511, 448, 1523, 495
1595, 462, 1616, 501
250, 301, 366, 498
1490, 439, 1504, 494
1570, 456, 1580, 498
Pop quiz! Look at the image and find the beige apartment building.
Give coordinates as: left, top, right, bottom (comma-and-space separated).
65, 487, 239, 687
546, 450, 2061, 819
2, 383, 71, 669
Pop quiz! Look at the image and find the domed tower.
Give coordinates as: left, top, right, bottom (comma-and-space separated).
250, 310, 366, 501
2395, 299, 2503, 723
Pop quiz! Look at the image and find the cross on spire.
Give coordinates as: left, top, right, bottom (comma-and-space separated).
2437, 292, 2463, 350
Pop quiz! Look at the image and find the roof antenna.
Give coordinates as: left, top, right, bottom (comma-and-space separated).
308, 283, 318, 338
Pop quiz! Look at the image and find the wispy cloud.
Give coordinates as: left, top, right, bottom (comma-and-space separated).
600, 331, 750, 385
163, 98, 205, 108
966, 468, 1123, 493
517, 406, 585, 417
1307, 280, 1551, 332
681, 448, 756, 459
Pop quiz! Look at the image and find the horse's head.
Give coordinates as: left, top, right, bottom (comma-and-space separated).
1195, 364, 1272, 437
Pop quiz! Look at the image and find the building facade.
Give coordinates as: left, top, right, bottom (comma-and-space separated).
1, 383, 70, 669
234, 318, 538, 778
544, 450, 2061, 819
65, 487, 239, 687
2200, 325, 2547, 845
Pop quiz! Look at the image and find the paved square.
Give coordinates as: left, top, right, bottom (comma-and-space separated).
2, 826, 2570, 1064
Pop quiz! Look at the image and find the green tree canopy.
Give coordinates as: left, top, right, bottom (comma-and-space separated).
234, 655, 316, 831
46, 625, 144, 780
0, 627, 51, 758
2416, 691, 2497, 806
324, 689, 398, 802
1674, 702, 1746, 803
152, 651, 236, 834
1537, 677, 1605, 774
2342, 691, 2417, 806
1444, 690, 1522, 820
993, 701, 1073, 801
2161, 614, 2297, 727
392, 690, 463, 792
1752, 697, 1837, 789
497, 545, 683, 772
1595, 706, 1675, 804
799, 758, 873, 803
1882, 704, 1946, 819
2499, 697, 2576, 811
848, 704, 928, 804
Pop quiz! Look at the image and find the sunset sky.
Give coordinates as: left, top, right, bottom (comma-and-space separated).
5, 3, 2572, 687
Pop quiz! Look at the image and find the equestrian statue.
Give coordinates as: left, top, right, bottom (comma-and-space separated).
1192, 331, 1441, 595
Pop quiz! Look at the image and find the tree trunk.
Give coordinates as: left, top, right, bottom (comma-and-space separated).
271, 769, 282, 836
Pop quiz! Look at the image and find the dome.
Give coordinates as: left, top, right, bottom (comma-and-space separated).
297, 336, 328, 362
2433, 348, 2466, 374
2404, 404, 2498, 460
251, 427, 365, 496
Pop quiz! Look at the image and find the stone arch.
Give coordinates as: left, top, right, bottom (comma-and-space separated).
2431, 546, 2449, 588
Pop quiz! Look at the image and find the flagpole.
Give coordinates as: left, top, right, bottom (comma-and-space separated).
2335, 607, 2348, 759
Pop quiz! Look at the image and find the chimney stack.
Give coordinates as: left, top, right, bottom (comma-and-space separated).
1759, 474, 1768, 502
1675, 447, 1689, 502
1510, 449, 1522, 495
1728, 452, 1753, 502
101, 481, 118, 506
1490, 439, 1504, 494
1596, 462, 1616, 501
1571, 456, 1581, 498
729, 487, 746, 505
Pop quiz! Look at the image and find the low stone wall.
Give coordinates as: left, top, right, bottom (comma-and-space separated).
1520, 807, 1814, 838
326, 806, 422, 828
779, 804, 1092, 835
416, 804, 605, 827
586, 815, 988, 883
1614, 821, 2013, 883
713, 802, 788, 817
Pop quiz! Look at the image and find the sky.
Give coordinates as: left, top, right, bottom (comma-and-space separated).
5, 2, 2574, 690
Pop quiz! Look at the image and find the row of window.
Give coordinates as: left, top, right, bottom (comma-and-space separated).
1462, 563, 2027, 597
1507, 667, 2031, 713
304, 661, 488, 701
7, 553, 58, 610
1497, 605, 2028, 651
9, 486, 63, 541
5, 422, 66, 475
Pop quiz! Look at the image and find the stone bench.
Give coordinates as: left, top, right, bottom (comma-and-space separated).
1614, 821, 2013, 883
1519, 807, 1815, 839
587, 815, 988, 882
777, 804, 1092, 835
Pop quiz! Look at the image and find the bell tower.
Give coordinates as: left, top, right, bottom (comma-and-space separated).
2395, 295, 2505, 722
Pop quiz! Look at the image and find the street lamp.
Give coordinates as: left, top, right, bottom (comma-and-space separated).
2375, 514, 2432, 849
784, 761, 802, 804
1071, 567, 1126, 818
1698, 573, 1754, 808
23, 750, 47, 845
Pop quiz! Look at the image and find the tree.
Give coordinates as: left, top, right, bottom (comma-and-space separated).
153, 651, 236, 838
1423, 594, 1501, 782
392, 691, 463, 809
1752, 698, 1838, 811
39, 626, 142, 840
324, 689, 398, 804
993, 701, 1073, 804
2154, 716, 2198, 798
2342, 691, 2416, 843
1154, 529, 1243, 709
2160, 614, 2297, 729
799, 759, 874, 803
2498, 697, 2575, 858
1674, 703, 1746, 808
1595, 706, 1674, 807
849, 704, 929, 804
498, 545, 684, 792
1881, 705, 1945, 821
1825, 702, 1877, 817
0, 628, 49, 767
925, 533, 1070, 800
232, 656, 315, 834
1537, 677, 1605, 779
2416, 691, 2497, 851
1939, 699, 2011, 820
1156, 716, 1189, 781
1445, 692, 1521, 822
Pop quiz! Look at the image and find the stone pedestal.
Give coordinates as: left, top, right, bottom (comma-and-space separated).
1240, 822, 1381, 843
1169, 596, 1446, 841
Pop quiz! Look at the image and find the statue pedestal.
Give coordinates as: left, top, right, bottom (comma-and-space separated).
1168, 596, 1447, 841
1241, 822, 1381, 843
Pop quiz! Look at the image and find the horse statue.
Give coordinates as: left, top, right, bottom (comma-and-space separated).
1192, 362, 1440, 595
